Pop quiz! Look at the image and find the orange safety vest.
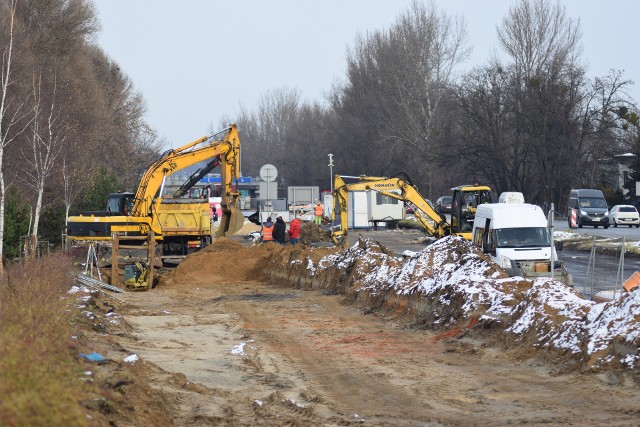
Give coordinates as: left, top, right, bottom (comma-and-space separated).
314, 204, 324, 216
261, 224, 274, 241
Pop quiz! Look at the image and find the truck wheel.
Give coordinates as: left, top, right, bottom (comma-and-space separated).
614, 222, 617, 227
604, 224, 609, 229
594, 225, 599, 229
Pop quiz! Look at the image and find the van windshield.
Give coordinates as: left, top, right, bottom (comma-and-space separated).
494, 227, 550, 248
578, 197, 607, 208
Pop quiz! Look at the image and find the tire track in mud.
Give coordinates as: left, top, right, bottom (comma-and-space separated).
231, 292, 444, 423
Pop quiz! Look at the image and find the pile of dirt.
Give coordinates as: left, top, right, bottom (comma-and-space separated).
299, 221, 333, 245
159, 237, 281, 288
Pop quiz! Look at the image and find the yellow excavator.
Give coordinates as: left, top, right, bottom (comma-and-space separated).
66, 124, 245, 255
330, 174, 492, 244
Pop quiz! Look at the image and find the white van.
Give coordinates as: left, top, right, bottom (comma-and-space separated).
472, 193, 572, 286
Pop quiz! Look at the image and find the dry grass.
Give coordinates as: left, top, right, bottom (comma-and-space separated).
0, 254, 93, 426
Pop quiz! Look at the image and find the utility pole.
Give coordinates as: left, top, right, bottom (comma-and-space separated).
328, 153, 334, 194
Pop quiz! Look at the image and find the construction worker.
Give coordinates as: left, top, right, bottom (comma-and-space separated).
273, 216, 286, 245
261, 217, 274, 243
314, 200, 324, 226
288, 214, 301, 245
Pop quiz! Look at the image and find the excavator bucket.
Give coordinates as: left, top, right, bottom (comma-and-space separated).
216, 206, 245, 237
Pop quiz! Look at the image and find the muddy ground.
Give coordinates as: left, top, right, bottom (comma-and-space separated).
78, 228, 640, 426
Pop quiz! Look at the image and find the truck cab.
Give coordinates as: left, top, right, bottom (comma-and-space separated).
472, 192, 572, 286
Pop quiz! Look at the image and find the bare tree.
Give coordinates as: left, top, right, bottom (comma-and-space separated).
20, 72, 66, 252
0, 1, 30, 271
489, 0, 585, 205
496, 0, 582, 79
582, 70, 636, 186
331, 0, 470, 192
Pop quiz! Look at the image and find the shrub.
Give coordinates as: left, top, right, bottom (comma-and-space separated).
0, 254, 90, 426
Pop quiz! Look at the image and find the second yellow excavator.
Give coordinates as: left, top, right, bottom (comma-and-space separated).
331, 173, 492, 244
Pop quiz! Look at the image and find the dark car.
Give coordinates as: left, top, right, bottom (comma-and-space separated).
435, 196, 452, 214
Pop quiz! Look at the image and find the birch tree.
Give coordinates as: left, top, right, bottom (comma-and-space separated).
0, 1, 29, 271
21, 72, 66, 252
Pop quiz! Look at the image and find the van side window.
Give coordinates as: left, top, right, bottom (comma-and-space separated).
474, 227, 484, 247
487, 229, 496, 254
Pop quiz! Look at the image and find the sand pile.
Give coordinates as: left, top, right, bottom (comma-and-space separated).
159, 238, 278, 287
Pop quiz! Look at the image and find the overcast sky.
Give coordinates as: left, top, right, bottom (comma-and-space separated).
93, 0, 639, 148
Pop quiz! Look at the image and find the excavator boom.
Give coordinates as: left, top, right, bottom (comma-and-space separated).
331, 174, 450, 244
330, 174, 492, 244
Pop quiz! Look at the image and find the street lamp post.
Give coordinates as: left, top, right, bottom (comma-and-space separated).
328, 153, 334, 194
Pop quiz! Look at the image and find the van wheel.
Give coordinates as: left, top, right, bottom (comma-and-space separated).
604, 225, 609, 229
636, 225, 639, 228
594, 225, 598, 229
578, 220, 583, 228
614, 223, 617, 227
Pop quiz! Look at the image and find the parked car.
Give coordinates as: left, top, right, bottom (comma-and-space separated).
435, 196, 452, 214
404, 199, 434, 215
609, 205, 640, 228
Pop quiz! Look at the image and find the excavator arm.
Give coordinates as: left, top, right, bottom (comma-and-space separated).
132, 126, 239, 211
331, 174, 450, 244
127, 124, 242, 237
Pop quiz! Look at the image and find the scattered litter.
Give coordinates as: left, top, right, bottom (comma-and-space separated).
124, 354, 139, 363
230, 340, 254, 356
80, 352, 106, 362
254, 400, 263, 407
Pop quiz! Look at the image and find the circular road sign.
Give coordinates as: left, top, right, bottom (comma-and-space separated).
260, 164, 278, 182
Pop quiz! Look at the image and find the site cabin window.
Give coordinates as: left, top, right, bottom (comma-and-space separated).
375, 193, 400, 205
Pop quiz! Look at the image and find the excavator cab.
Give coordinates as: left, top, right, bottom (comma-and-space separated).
450, 185, 492, 239
106, 192, 135, 216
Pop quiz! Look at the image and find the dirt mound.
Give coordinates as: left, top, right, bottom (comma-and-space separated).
158, 238, 279, 288
300, 221, 332, 245
153, 232, 639, 372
